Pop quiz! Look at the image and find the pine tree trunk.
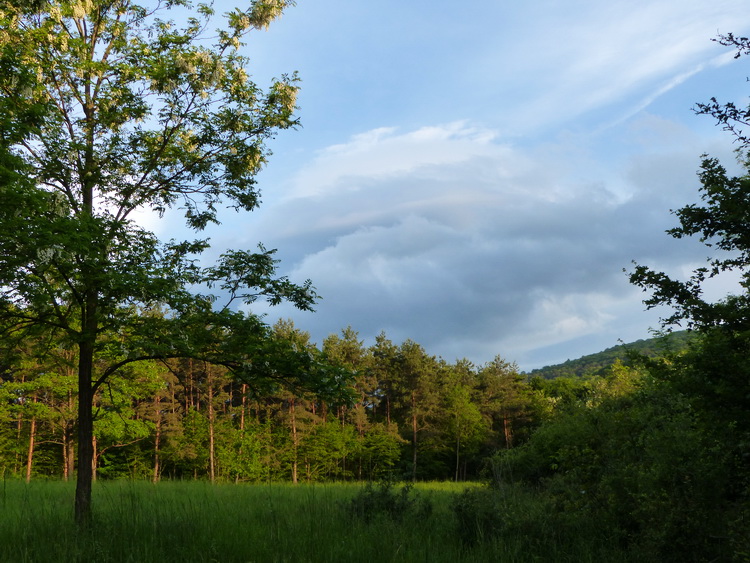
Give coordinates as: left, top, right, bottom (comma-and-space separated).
454, 431, 460, 483
240, 384, 247, 432
290, 399, 298, 484
153, 396, 162, 484
15, 382, 24, 473
25, 415, 36, 483
503, 413, 512, 448
92, 434, 98, 482
62, 428, 70, 481
63, 390, 75, 481
237, 384, 247, 483
411, 392, 418, 482
63, 422, 75, 482
207, 365, 215, 484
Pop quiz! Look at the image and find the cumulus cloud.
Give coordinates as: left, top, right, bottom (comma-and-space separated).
242, 119, 735, 369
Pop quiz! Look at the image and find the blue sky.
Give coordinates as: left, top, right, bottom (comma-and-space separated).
161, 0, 750, 370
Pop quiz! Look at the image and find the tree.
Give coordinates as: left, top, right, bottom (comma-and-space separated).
628, 33, 750, 332
0, 0, 351, 523
439, 360, 487, 481
388, 340, 441, 480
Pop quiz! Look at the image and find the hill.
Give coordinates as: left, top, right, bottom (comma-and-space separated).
525, 331, 695, 379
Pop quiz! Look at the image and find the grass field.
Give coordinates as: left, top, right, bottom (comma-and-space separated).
0, 479, 630, 562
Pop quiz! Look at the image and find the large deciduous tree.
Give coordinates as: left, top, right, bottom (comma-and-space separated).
0, 0, 350, 523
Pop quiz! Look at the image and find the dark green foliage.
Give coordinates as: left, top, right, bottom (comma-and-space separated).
347, 479, 432, 523
481, 370, 742, 561
668, 329, 750, 432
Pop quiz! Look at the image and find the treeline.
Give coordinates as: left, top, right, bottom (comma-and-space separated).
1, 320, 544, 483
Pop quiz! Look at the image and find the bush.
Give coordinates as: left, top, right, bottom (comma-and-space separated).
347, 480, 432, 523
493, 371, 741, 562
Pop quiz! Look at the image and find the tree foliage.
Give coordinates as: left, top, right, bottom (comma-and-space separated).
629, 32, 750, 332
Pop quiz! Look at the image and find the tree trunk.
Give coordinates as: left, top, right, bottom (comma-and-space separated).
75, 338, 95, 525
63, 422, 75, 482
411, 392, 418, 482
290, 398, 298, 484
92, 434, 98, 482
454, 429, 460, 483
503, 413, 512, 448
25, 415, 36, 483
15, 381, 24, 473
240, 384, 247, 432
153, 396, 162, 484
236, 384, 247, 484
63, 389, 75, 481
207, 364, 215, 484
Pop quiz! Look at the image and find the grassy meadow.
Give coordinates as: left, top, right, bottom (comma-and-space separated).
0, 479, 634, 563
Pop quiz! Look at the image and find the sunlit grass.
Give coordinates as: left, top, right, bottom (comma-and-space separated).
0, 479, 474, 562
0, 478, 633, 562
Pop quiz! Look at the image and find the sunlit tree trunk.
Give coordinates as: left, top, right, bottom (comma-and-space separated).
454, 422, 460, 483
290, 398, 298, 484
503, 412, 513, 448
63, 389, 75, 481
207, 364, 216, 484
15, 374, 25, 474
25, 415, 36, 483
92, 434, 98, 482
240, 384, 247, 433
153, 395, 162, 483
411, 392, 418, 482
62, 425, 72, 481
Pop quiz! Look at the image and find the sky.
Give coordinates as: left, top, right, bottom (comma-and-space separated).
157, 0, 750, 371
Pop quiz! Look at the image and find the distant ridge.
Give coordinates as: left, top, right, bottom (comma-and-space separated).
524, 331, 695, 379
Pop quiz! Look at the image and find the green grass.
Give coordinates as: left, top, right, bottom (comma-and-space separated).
0, 479, 632, 562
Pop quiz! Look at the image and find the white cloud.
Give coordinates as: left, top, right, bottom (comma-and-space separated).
285, 122, 505, 199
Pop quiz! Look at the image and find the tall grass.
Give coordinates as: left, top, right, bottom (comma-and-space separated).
0, 479, 471, 562
0, 478, 632, 562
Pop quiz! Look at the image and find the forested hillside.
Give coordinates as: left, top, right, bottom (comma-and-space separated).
526, 330, 695, 379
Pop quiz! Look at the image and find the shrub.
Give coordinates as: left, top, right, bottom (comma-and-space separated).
347, 480, 432, 523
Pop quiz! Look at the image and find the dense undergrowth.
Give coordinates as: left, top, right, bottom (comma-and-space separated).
457, 334, 750, 563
